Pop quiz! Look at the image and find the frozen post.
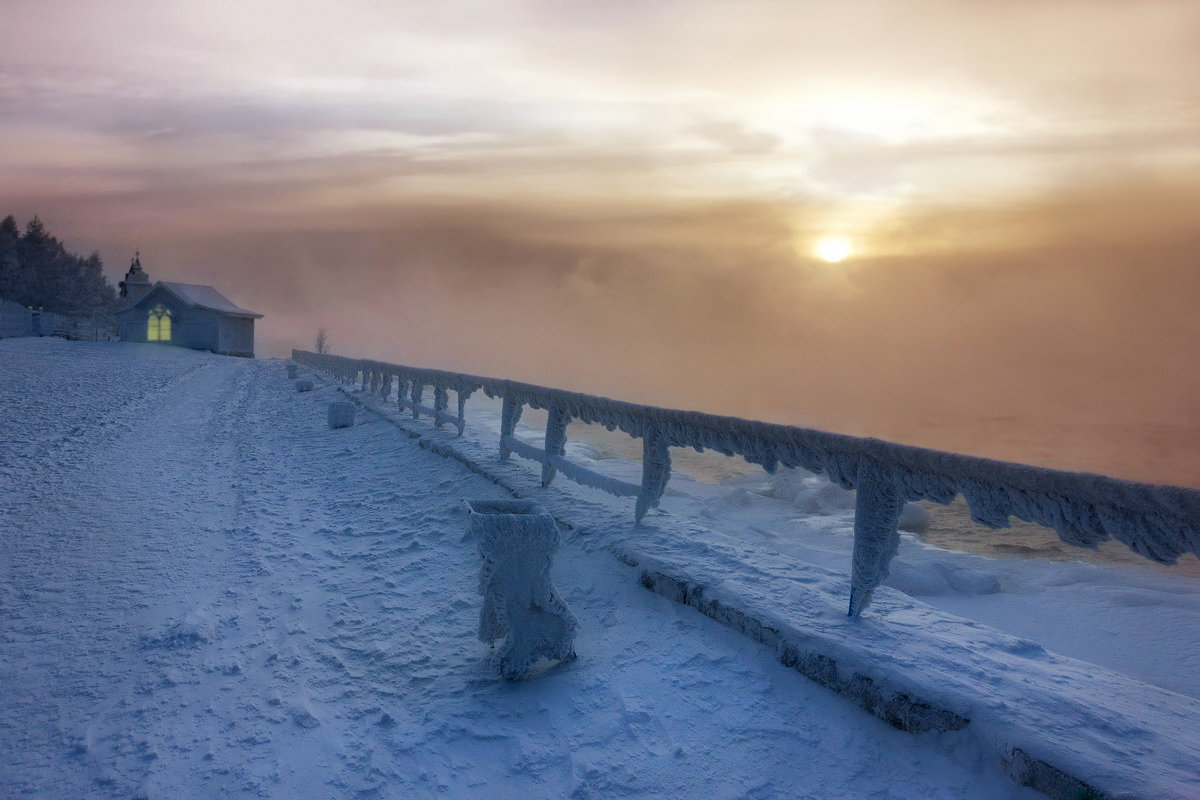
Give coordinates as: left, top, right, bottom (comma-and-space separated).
541, 406, 569, 487
466, 499, 577, 680
635, 424, 672, 523
434, 386, 449, 428
410, 383, 424, 419
455, 389, 469, 436
394, 378, 408, 410
848, 463, 903, 617
499, 393, 522, 461
327, 400, 356, 429
286, 363, 298, 379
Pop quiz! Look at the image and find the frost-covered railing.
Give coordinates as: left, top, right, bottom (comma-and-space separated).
292, 349, 1200, 617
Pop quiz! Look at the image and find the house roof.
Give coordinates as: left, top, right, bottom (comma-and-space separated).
119, 281, 263, 319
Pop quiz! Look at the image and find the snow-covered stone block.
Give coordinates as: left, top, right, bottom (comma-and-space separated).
286, 363, 298, 379
295, 380, 314, 393
466, 499, 577, 680
327, 400, 356, 429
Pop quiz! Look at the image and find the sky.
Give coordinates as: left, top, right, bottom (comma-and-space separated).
2, 0, 1199, 484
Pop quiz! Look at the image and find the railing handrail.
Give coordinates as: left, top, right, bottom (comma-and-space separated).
292, 348, 1200, 617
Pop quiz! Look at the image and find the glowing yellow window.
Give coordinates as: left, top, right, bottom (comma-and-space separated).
147, 305, 172, 341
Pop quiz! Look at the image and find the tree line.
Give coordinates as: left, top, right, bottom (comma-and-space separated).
0, 215, 117, 313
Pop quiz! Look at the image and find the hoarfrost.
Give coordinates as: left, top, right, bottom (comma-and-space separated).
468, 499, 577, 680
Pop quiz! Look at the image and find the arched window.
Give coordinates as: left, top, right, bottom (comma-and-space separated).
147, 305, 172, 341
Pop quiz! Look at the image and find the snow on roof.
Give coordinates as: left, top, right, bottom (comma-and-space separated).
130, 281, 263, 318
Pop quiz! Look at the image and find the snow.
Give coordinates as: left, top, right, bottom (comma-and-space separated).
155, 281, 263, 319
1, 338, 1055, 799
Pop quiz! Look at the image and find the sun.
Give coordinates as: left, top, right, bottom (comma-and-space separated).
815, 236, 852, 263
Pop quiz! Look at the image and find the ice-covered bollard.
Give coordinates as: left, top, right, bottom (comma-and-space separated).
295, 379, 314, 393
327, 400, 356, 429
466, 499, 577, 680
286, 363, 298, 379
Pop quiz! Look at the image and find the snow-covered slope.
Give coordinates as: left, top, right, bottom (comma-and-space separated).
0, 339, 1043, 799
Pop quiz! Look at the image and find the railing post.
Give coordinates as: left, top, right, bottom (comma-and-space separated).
395, 378, 408, 410
542, 405, 569, 487
380, 372, 392, 401
434, 385, 449, 428
636, 423, 672, 523
360, 362, 369, 392
499, 391, 522, 462
455, 389, 469, 436
411, 383, 424, 419
848, 463, 903, 618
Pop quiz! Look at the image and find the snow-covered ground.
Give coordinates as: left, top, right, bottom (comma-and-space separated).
2, 338, 1051, 799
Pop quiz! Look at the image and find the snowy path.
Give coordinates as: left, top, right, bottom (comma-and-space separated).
1, 340, 1036, 799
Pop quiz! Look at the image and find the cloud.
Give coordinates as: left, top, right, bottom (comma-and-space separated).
3, 0, 1200, 486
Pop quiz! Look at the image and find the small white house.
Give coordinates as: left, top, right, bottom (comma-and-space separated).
114, 255, 263, 358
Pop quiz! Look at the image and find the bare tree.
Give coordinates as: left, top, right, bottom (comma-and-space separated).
315, 327, 332, 354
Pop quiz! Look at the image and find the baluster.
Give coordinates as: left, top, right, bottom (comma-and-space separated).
411, 383, 424, 419
499, 392, 522, 461
456, 389, 469, 436
434, 385, 449, 428
395, 378, 408, 410
542, 405, 569, 487
636, 424, 672, 522
848, 463, 903, 618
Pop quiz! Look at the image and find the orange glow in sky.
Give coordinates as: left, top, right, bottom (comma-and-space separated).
2, 0, 1199, 485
